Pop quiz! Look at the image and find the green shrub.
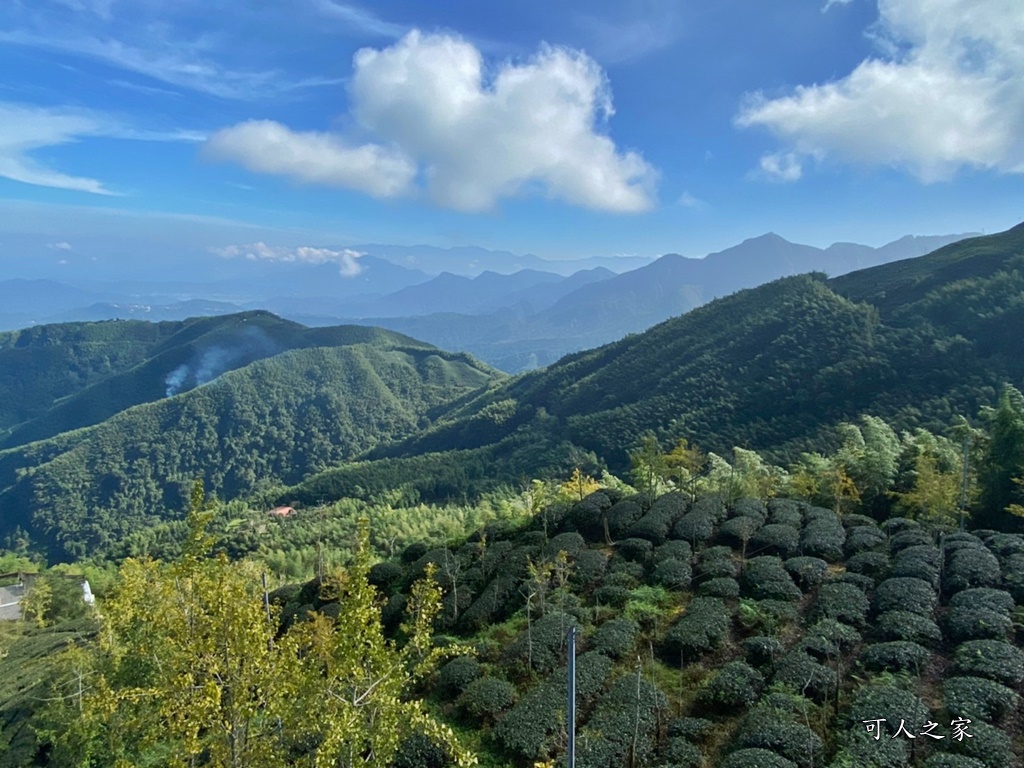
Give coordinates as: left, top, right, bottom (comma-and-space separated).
753, 525, 801, 558
571, 549, 608, 589
922, 755, 987, 768
881, 517, 918, 534
438, 656, 481, 697
800, 519, 845, 562
653, 558, 693, 590
985, 533, 1024, 557
590, 618, 638, 659
1002, 552, 1024, 603
607, 559, 644, 583
733, 498, 769, 524
842, 513, 878, 527
391, 733, 452, 768
401, 542, 428, 563
767, 499, 804, 528
952, 640, 1024, 686
665, 597, 731, 660
493, 651, 612, 761
668, 717, 715, 742
844, 682, 929, 730
457, 676, 516, 720
738, 599, 798, 634
698, 545, 739, 578
732, 705, 824, 767
943, 547, 1001, 593
673, 511, 715, 546
694, 494, 729, 522
838, 572, 877, 592
846, 551, 890, 578
948, 588, 1014, 615
698, 661, 765, 712
577, 675, 667, 768
740, 557, 802, 601
368, 561, 404, 592
845, 525, 886, 555
946, 720, 1014, 768
615, 537, 653, 562
653, 540, 693, 563
720, 748, 796, 768
604, 498, 645, 538
742, 636, 783, 669
663, 737, 703, 768
801, 619, 861, 659
774, 651, 837, 702
892, 546, 941, 588
381, 593, 407, 631
943, 676, 1020, 724
593, 585, 629, 608
858, 641, 931, 675
888, 528, 933, 552
721, 516, 763, 549
944, 606, 1013, 643
628, 492, 688, 544
873, 610, 942, 647
873, 577, 937, 617
506, 611, 577, 674
813, 582, 869, 626
784, 557, 828, 590
541, 531, 586, 560
568, 491, 616, 538
700, 576, 741, 598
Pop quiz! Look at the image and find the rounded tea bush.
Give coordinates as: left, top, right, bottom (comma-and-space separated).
944, 606, 1013, 643
697, 661, 765, 712
590, 617, 638, 659
653, 539, 693, 563
436, 655, 483, 696
392, 733, 452, 768
653, 558, 693, 590
774, 652, 837, 703
767, 499, 803, 529
571, 548, 608, 589
457, 676, 516, 720
720, 748, 796, 768
673, 511, 715, 546
846, 551, 891, 578
783, 556, 828, 590
946, 720, 1014, 768
873, 577, 937, 617
663, 737, 703, 768
952, 640, 1024, 686
923, 755, 987, 768
721, 516, 763, 549
752, 524, 801, 558
845, 525, 886, 555
858, 641, 931, 675
812, 582, 869, 627
699, 576, 741, 599
943, 547, 1001, 593
698, 546, 740, 579
668, 717, 715, 743
889, 528, 934, 552
740, 557, 802, 601
616, 537, 653, 562
873, 610, 942, 647
368, 561, 404, 591
732, 705, 824, 766
742, 636, 783, 669
948, 588, 1014, 616
665, 596, 731, 659
943, 675, 1020, 724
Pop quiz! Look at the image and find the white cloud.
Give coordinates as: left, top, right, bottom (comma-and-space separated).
573, 0, 683, 64
822, 0, 854, 12
204, 121, 416, 198
311, 0, 406, 38
737, 0, 1024, 182
677, 191, 709, 209
758, 151, 804, 182
212, 242, 365, 276
49, 241, 73, 250
209, 31, 657, 213
0, 101, 205, 194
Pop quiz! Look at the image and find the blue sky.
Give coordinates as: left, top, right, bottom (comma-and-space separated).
1, 0, 1023, 275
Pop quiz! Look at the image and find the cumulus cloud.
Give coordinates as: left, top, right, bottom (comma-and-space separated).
822, 0, 854, 12
212, 242, 365, 276
207, 31, 657, 213
758, 151, 804, 182
205, 121, 416, 198
48, 241, 73, 250
737, 0, 1024, 182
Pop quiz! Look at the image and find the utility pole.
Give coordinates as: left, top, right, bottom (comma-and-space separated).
567, 625, 576, 768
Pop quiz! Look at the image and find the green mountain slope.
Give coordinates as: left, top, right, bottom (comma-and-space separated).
286, 223, 1024, 506
0, 311, 431, 450
0, 336, 498, 561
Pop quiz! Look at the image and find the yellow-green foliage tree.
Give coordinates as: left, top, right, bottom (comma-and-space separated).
38, 489, 476, 768
559, 467, 601, 503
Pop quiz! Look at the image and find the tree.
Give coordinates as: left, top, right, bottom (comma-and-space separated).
39, 514, 476, 768
893, 451, 961, 526
978, 385, 1024, 528
664, 438, 706, 502
630, 434, 667, 507
560, 467, 601, 503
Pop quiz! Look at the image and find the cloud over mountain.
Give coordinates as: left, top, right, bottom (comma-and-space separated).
206, 31, 657, 213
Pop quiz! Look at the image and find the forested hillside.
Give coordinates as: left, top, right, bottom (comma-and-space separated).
282, 225, 1024, 510
0, 324, 499, 561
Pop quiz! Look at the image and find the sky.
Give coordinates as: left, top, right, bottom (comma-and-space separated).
1, 0, 1024, 276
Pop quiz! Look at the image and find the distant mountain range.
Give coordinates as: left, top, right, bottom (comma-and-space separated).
0, 232, 972, 372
